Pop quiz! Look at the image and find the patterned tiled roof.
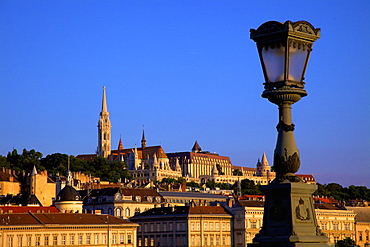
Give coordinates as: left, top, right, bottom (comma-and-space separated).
232, 166, 256, 171
75, 154, 98, 162
349, 207, 370, 222
237, 200, 265, 208
0, 206, 59, 213
111, 145, 168, 159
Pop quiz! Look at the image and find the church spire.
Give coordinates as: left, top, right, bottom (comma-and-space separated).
102, 86, 108, 112
66, 156, 73, 187
97, 86, 112, 158
141, 126, 146, 149
118, 136, 123, 150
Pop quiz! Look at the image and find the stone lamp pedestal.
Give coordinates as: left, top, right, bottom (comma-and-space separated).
249, 182, 333, 247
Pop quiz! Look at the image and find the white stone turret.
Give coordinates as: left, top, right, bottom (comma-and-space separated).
175, 158, 181, 172
212, 163, 219, 176
256, 152, 271, 176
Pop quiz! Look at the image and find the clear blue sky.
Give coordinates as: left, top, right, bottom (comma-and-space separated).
1, 1, 369, 187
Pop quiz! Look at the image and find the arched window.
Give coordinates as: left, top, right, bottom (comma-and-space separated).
108, 208, 113, 215
115, 207, 122, 217
125, 208, 130, 217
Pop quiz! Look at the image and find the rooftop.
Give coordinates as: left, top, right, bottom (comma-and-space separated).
0, 213, 137, 226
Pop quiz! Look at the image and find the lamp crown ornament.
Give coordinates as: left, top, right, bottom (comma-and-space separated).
251, 21, 320, 93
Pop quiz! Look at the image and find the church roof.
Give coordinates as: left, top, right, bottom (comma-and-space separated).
111, 145, 168, 159
56, 185, 81, 201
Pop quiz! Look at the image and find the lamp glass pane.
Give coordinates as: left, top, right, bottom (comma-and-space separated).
288, 45, 309, 82
261, 45, 285, 83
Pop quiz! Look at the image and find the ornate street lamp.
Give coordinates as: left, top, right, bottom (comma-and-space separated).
249, 21, 333, 247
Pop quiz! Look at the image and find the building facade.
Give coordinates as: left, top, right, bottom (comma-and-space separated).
158, 191, 229, 207
81, 187, 165, 219
199, 153, 275, 186
0, 169, 21, 196
167, 141, 233, 181
27, 167, 56, 206
110, 143, 182, 184
0, 213, 137, 247
131, 205, 233, 247
343, 207, 370, 247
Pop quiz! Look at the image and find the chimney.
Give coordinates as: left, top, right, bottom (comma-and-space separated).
181, 182, 186, 192
227, 199, 233, 208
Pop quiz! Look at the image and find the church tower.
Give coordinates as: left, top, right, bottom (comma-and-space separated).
97, 86, 112, 158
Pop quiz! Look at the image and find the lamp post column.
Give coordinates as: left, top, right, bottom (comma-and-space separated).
249, 20, 333, 247
264, 89, 306, 182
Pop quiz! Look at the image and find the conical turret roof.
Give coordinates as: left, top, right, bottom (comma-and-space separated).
192, 141, 202, 153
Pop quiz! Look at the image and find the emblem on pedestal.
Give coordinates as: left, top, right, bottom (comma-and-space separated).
295, 197, 310, 220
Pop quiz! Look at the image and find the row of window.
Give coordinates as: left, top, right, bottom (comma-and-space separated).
192, 156, 230, 164
190, 222, 231, 231
140, 221, 186, 233
138, 234, 187, 247
6, 232, 132, 247
191, 234, 231, 246
137, 234, 231, 247
320, 222, 352, 231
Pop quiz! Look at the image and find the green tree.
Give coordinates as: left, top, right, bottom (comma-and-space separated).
314, 183, 329, 196
216, 164, 225, 175
217, 183, 231, 190
40, 153, 68, 175
0, 155, 10, 169
186, 181, 201, 188
7, 149, 44, 172
233, 169, 243, 176
88, 157, 131, 183
206, 180, 216, 189
161, 177, 178, 185
335, 237, 359, 247
238, 179, 262, 195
